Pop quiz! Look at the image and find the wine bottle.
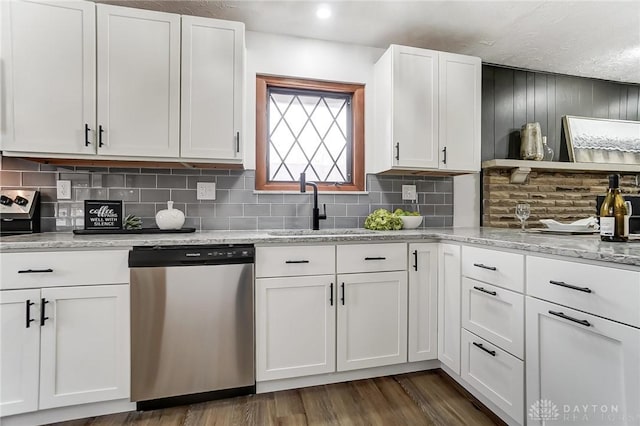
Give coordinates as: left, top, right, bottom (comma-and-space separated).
600, 174, 628, 242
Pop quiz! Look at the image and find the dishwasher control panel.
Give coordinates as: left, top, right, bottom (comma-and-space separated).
129, 244, 255, 267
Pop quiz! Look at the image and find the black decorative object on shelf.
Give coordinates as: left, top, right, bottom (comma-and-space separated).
84, 200, 123, 230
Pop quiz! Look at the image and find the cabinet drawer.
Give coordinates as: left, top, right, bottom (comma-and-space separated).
462, 246, 524, 292
461, 329, 524, 424
256, 246, 335, 278
337, 243, 407, 273
527, 256, 640, 327
0, 251, 129, 290
462, 278, 524, 359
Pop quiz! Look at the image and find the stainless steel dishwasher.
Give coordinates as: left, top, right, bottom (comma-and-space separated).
128, 244, 254, 410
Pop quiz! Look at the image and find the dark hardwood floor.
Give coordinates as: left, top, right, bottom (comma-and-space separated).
50, 370, 503, 426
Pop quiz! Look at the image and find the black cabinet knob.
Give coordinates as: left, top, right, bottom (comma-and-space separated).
0, 195, 13, 206
14, 196, 28, 206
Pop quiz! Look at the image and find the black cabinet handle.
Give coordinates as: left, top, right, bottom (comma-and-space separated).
285, 260, 309, 264
341, 283, 345, 305
548, 310, 591, 327
26, 300, 35, 328
413, 250, 418, 271
549, 280, 592, 293
473, 286, 497, 296
84, 123, 91, 146
473, 342, 496, 357
330, 283, 333, 306
364, 257, 386, 261
473, 263, 497, 271
98, 125, 104, 147
236, 131, 240, 153
442, 146, 447, 164
40, 298, 49, 326
18, 268, 53, 274
395, 142, 400, 160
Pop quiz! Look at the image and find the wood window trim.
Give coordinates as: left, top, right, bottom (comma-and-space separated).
256, 75, 365, 191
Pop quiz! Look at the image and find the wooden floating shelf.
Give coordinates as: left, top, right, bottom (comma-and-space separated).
482, 159, 640, 183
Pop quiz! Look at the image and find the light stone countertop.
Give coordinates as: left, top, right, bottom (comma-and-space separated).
1, 228, 640, 267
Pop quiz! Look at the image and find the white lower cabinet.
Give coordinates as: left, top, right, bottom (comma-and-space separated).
408, 243, 438, 362
256, 276, 335, 381
0, 284, 130, 417
526, 296, 640, 426
438, 244, 461, 375
337, 271, 408, 371
461, 329, 524, 423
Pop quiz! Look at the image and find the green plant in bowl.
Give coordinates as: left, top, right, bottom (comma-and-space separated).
364, 209, 403, 230
393, 208, 421, 217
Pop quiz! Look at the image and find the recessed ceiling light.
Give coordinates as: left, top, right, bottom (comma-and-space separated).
316, 4, 331, 19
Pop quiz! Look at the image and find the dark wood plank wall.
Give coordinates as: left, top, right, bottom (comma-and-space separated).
481, 65, 640, 161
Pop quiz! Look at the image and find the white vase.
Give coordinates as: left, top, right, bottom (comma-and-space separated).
155, 201, 185, 230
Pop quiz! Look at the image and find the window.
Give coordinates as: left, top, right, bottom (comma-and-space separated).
256, 76, 364, 191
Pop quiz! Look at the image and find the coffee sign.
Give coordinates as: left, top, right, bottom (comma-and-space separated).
84, 200, 123, 230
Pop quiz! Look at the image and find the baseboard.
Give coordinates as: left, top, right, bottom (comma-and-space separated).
256, 359, 440, 393
0, 399, 135, 426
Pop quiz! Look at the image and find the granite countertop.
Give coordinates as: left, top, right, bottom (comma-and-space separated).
1, 228, 640, 267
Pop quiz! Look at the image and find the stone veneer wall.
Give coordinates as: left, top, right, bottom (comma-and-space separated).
483, 169, 639, 228
0, 156, 454, 232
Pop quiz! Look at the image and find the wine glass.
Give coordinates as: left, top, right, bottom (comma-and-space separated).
515, 203, 531, 231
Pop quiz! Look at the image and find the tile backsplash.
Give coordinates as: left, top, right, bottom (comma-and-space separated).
0, 157, 454, 232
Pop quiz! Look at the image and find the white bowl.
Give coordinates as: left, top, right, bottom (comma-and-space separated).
400, 216, 423, 229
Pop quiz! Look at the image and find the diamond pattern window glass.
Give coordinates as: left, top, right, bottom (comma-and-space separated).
267, 87, 352, 184
256, 76, 365, 192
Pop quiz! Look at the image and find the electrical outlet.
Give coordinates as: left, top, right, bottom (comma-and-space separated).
401, 184, 417, 201
56, 180, 71, 200
196, 182, 216, 200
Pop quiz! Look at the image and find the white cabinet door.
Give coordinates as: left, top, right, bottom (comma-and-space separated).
1, 0, 95, 155
337, 271, 408, 371
438, 52, 481, 172
0, 289, 41, 416
526, 297, 640, 426
96, 4, 180, 158
256, 276, 335, 381
408, 243, 438, 362
39, 285, 130, 409
181, 16, 244, 161
392, 45, 439, 169
438, 243, 461, 375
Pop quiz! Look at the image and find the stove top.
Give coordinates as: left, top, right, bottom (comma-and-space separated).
0, 190, 41, 236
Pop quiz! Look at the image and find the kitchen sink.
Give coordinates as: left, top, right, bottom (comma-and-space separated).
268, 229, 379, 237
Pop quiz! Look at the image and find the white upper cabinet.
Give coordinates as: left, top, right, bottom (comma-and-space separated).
438, 52, 481, 171
181, 16, 244, 161
96, 4, 180, 158
1, 0, 96, 155
372, 45, 481, 174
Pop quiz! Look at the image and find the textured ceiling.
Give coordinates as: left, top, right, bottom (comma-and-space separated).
96, 1, 640, 84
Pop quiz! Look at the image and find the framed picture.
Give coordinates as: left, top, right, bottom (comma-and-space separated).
563, 115, 640, 165
84, 200, 123, 230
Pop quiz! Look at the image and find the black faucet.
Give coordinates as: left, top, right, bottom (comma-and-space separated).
300, 172, 327, 230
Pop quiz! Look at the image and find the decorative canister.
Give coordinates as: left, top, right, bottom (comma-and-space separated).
520, 122, 544, 160
155, 201, 185, 230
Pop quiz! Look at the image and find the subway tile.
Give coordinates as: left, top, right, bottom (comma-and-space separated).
381, 192, 403, 204
242, 170, 256, 177
368, 178, 392, 192
284, 194, 309, 204
435, 180, 453, 193
392, 180, 416, 192
425, 193, 445, 204
141, 189, 170, 202
109, 167, 140, 173
296, 203, 312, 217
244, 177, 255, 190
39, 188, 57, 203
444, 216, 454, 227
284, 216, 310, 229
318, 217, 335, 229
103, 174, 125, 188
229, 190, 257, 204
215, 189, 230, 203
424, 216, 445, 228
74, 188, 108, 201
229, 169, 246, 176
0, 171, 21, 186
108, 188, 140, 202
201, 169, 230, 176
417, 181, 435, 193
39, 164, 74, 172
346, 204, 370, 217
124, 203, 156, 218
444, 194, 453, 204
170, 189, 198, 203
22, 172, 57, 187
59, 173, 91, 187
258, 193, 284, 204
187, 175, 216, 189
271, 204, 296, 216
326, 203, 347, 217
41, 217, 57, 232
334, 194, 359, 204
334, 217, 358, 228
171, 168, 201, 175
186, 203, 214, 217
435, 204, 454, 216
216, 176, 244, 190
183, 217, 201, 229
75, 166, 108, 173
202, 217, 229, 230
41, 203, 56, 218
244, 204, 271, 217
1, 157, 39, 171
318, 194, 335, 204
126, 174, 157, 188
215, 204, 243, 217
141, 168, 171, 174
419, 205, 436, 215
230, 217, 257, 230
258, 217, 284, 230
92, 174, 103, 188
157, 175, 187, 189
